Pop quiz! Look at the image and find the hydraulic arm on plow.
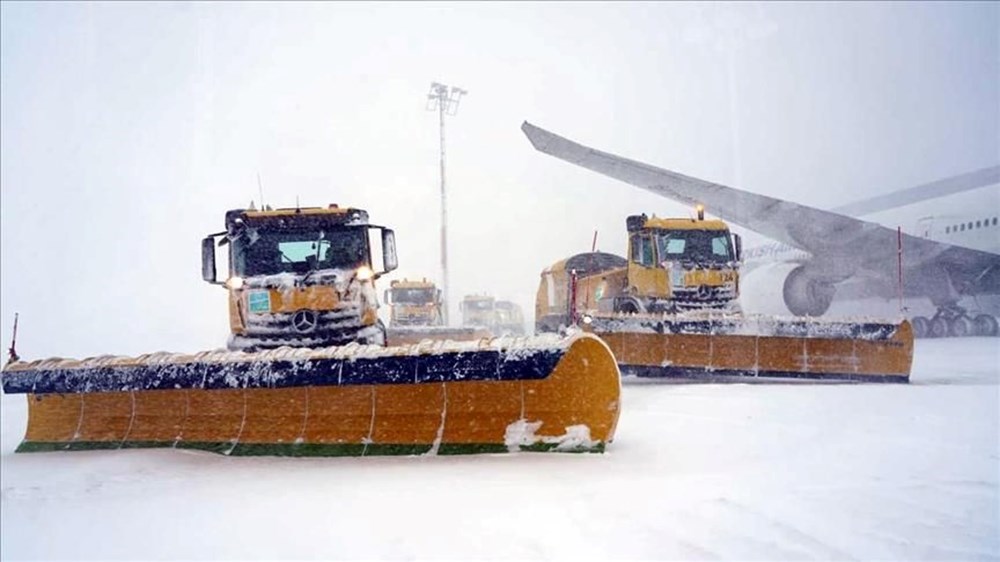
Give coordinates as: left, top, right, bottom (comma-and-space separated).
2, 204, 622, 456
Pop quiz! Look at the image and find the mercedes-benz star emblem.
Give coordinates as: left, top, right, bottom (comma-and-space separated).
292, 310, 318, 333
696, 285, 712, 300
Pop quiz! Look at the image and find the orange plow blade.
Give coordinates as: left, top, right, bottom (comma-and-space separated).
584, 314, 913, 383
2, 334, 621, 455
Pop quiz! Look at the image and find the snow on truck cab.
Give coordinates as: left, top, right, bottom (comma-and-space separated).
201, 204, 398, 350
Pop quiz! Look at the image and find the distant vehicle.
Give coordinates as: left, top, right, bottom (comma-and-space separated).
493, 300, 526, 336
522, 121, 1000, 338
383, 278, 488, 345
384, 278, 444, 327
460, 294, 496, 329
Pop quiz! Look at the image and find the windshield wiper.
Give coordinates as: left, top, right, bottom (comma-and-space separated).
301, 265, 323, 285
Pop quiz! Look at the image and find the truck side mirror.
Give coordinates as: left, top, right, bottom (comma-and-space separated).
381, 228, 398, 272
437, 289, 442, 302
202, 236, 222, 285
734, 233, 743, 262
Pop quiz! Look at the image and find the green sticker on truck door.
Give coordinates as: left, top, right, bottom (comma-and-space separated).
248, 291, 271, 313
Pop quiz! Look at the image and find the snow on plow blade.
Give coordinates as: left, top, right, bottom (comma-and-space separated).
584, 315, 913, 383
1, 334, 620, 456
386, 326, 493, 346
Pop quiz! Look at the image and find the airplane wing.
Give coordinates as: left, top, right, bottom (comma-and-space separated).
521, 121, 998, 282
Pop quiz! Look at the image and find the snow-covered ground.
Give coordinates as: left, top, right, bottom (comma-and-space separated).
2, 338, 997, 561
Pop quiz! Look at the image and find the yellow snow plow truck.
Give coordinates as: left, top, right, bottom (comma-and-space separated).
383, 278, 489, 345
385, 278, 444, 327
537, 212, 741, 332
203, 205, 393, 350
461, 294, 497, 330
537, 212, 913, 383
494, 300, 526, 336
2, 204, 621, 456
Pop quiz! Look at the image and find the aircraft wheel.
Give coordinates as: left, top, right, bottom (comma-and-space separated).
949, 316, 974, 338
973, 314, 999, 337
911, 316, 929, 338
929, 316, 950, 338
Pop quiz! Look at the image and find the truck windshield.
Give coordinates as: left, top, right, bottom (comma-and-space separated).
655, 229, 733, 265
392, 288, 436, 304
232, 227, 369, 277
464, 300, 494, 310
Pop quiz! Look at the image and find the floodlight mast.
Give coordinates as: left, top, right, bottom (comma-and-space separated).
426, 82, 466, 326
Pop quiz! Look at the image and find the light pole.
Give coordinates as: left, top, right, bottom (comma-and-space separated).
426, 82, 467, 326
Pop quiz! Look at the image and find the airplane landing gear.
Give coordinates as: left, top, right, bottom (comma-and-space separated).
911, 305, 999, 338
973, 314, 999, 337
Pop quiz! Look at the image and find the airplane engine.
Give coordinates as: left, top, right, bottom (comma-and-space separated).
782, 265, 836, 317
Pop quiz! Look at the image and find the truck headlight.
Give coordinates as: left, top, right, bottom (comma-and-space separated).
226, 276, 244, 290
356, 266, 374, 281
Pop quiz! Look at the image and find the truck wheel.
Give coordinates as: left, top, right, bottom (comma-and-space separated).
615, 300, 640, 314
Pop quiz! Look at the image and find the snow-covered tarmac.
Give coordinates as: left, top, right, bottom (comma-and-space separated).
2, 338, 997, 561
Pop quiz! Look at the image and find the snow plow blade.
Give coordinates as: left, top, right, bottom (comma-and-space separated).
583, 314, 913, 383
1, 334, 620, 456
386, 326, 492, 346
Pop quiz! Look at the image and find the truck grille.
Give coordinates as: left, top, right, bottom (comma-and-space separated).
243, 304, 367, 341
671, 284, 738, 308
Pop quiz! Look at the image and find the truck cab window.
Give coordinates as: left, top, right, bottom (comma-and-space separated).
711, 236, 731, 257
632, 235, 655, 267
655, 230, 733, 265
659, 237, 686, 258
233, 228, 368, 276
392, 289, 435, 304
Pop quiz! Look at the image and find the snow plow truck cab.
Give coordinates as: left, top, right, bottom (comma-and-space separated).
201, 205, 397, 350
494, 300, 526, 336
614, 212, 741, 314
384, 278, 443, 327
460, 294, 496, 330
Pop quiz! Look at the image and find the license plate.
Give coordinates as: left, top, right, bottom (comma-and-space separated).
248, 291, 271, 313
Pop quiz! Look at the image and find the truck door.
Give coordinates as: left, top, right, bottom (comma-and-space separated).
627, 233, 669, 298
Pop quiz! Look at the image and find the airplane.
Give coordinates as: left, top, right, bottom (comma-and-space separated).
521, 121, 1000, 338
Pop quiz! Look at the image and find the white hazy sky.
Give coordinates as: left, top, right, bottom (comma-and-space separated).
2, 2, 997, 358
